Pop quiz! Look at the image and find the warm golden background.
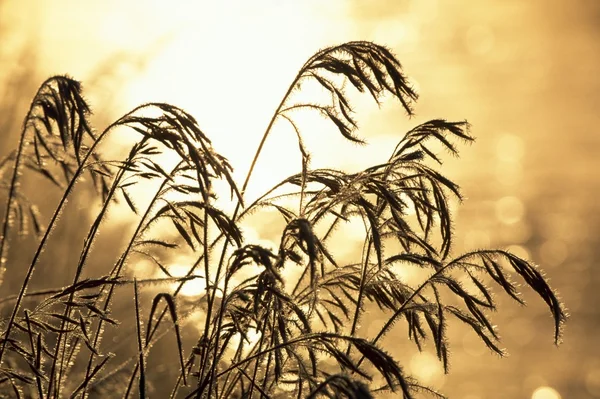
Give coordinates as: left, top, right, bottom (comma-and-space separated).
1, 1, 598, 398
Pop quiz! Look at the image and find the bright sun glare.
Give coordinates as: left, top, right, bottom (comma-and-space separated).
114, 1, 410, 287
123, 1, 352, 204
166, 263, 206, 297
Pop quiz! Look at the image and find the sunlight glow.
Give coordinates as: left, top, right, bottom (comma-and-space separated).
166, 264, 206, 297
409, 352, 443, 385
227, 327, 262, 357
531, 386, 562, 399
409, 0, 439, 23
122, 1, 353, 205
390, 262, 430, 287
2, 1, 585, 397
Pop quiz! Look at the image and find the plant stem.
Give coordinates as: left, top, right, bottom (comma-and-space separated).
0, 76, 58, 297
133, 279, 146, 398
52, 148, 138, 395
345, 235, 373, 357
354, 254, 462, 369
0, 124, 105, 372
196, 56, 311, 399
96, 165, 181, 399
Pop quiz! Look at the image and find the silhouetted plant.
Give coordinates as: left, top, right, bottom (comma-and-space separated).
0, 41, 566, 398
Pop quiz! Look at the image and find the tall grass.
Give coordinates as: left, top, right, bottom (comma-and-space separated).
0, 41, 565, 398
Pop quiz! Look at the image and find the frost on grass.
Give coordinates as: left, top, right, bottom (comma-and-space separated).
0, 42, 565, 398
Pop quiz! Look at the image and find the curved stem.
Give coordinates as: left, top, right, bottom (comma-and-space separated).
195, 57, 310, 399
0, 95, 119, 368
191, 332, 346, 397
0, 76, 57, 288
259, 311, 278, 395
239, 74, 300, 199
0, 100, 163, 392
306, 374, 348, 399
196, 208, 212, 390
211, 43, 353, 307
345, 235, 373, 356
237, 41, 351, 203
246, 312, 269, 399
354, 253, 472, 369
202, 257, 236, 397
0, 132, 26, 283
92, 162, 185, 399
52, 142, 146, 397
39, 105, 163, 397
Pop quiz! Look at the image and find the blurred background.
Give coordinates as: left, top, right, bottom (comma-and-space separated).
1, 0, 598, 397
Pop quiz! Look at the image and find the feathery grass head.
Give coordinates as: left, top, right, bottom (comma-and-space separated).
0, 41, 565, 398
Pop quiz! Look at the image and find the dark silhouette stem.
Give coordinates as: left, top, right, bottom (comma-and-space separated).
0, 76, 57, 286
0, 90, 114, 370
354, 253, 467, 370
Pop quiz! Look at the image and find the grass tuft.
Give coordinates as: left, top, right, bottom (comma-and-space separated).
0, 41, 565, 398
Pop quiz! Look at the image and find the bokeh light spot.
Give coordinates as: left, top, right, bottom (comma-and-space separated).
495, 196, 525, 224
524, 375, 548, 391
585, 368, 600, 396
531, 386, 562, 399
409, 352, 443, 385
